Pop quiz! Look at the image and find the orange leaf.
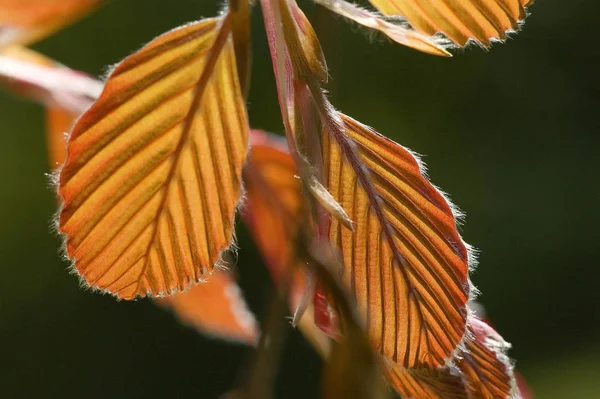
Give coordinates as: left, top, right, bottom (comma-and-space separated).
320, 113, 471, 368
244, 132, 303, 290
157, 269, 259, 345
308, 245, 390, 399
458, 318, 517, 398
0, 0, 102, 47
243, 131, 330, 356
58, 16, 250, 299
384, 360, 466, 399
315, 0, 451, 56
367, 0, 533, 46
383, 317, 519, 399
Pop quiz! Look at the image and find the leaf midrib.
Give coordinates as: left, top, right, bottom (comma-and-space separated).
134, 16, 234, 294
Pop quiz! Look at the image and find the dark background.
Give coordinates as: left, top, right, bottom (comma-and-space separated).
1, 0, 598, 397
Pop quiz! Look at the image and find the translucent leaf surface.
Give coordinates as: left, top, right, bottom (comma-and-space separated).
157, 269, 259, 345
458, 318, 517, 398
384, 318, 518, 398
368, 0, 533, 46
384, 361, 465, 399
58, 16, 250, 299
0, 0, 101, 47
321, 113, 471, 368
244, 131, 330, 356
315, 0, 450, 56
312, 249, 390, 399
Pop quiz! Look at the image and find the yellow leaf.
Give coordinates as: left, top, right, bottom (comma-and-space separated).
58, 16, 250, 299
157, 269, 259, 345
0, 0, 102, 47
368, 0, 533, 46
322, 113, 471, 368
315, 0, 451, 56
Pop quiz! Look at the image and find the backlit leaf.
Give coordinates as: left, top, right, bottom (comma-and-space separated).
315, 255, 390, 399
0, 0, 102, 47
383, 317, 518, 398
244, 131, 330, 356
320, 112, 471, 368
384, 360, 465, 399
157, 269, 259, 345
458, 318, 517, 398
368, 0, 533, 46
58, 16, 250, 299
244, 132, 303, 291
315, 0, 451, 56
280, 0, 328, 82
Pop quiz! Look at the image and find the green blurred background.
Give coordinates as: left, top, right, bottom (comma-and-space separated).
1, 0, 598, 397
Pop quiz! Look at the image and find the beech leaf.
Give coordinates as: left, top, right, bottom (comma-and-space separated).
320, 112, 471, 368
458, 318, 518, 398
367, 0, 533, 46
58, 16, 250, 299
244, 131, 330, 356
157, 269, 259, 345
383, 317, 519, 399
315, 0, 451, 56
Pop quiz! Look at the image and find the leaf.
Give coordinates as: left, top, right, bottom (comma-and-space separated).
157, 269, 259, 345
458, 318, 517, 398
305, 243, 390, 399
384, 360, 466, 399
58, 16, 250, 299
243, 131, 331, 356
0, 45, 101, 113
320, 112, 471, 368
281, 0, 328, 82
260, 0, 351, 232
0, 0, 102, 47
367, 0, 533, 46
244, 132, 303, 289
314, 0, 451, 56
383, 317, 519, 399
